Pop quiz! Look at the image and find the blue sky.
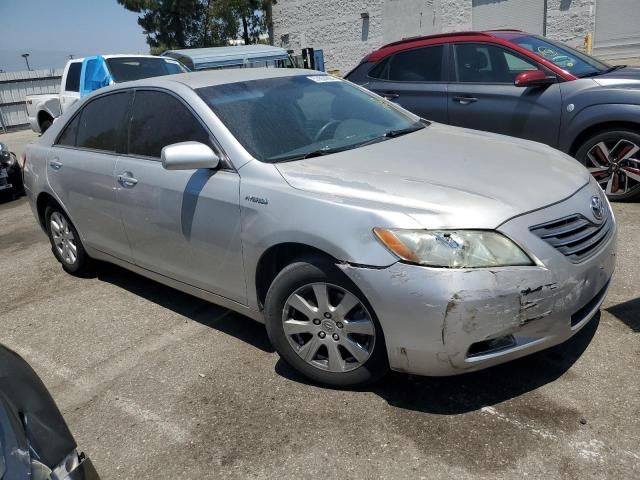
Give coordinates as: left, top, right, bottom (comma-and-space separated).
0, 0, 149, 72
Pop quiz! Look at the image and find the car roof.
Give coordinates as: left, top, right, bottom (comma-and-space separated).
105, 67, 324, 91
365, 29, 529, 62
68, 54, 163, 63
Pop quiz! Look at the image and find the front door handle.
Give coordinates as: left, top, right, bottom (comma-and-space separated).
452, 96, 478, 105
381, 91, 400, 100
117, 173, 139, 187
49, 159, 62, 170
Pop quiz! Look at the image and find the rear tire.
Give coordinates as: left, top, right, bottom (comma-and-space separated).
265, 256, 388, 387
44, 206, 93, 276
576, 129, 640, 201
40, 118, 52, 134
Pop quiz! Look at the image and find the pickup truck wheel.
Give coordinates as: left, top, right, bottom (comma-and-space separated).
576, 129, 640, 201
40, 118, 52, 134
264, 256, 388, 387
45, 206, 93, 276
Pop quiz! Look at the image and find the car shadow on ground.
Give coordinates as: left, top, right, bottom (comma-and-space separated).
276, 314, 601, 415
94, 261, 601, 415
95, 263, 274, 353
606, 297, 640, 332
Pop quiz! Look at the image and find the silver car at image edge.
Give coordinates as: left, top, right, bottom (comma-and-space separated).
22, 68, 617, 387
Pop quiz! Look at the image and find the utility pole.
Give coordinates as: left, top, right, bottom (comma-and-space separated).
68, 54, 74, 60
21, 53, 31, 71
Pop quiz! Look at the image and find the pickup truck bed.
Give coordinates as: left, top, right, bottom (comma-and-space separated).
26, 94, 61, 134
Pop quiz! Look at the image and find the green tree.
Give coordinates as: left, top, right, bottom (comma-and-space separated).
117, 0, 272, 52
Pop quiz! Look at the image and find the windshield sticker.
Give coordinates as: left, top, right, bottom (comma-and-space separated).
307, 75, 341, 83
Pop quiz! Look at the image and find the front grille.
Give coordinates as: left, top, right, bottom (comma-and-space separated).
529, 212, 612, 263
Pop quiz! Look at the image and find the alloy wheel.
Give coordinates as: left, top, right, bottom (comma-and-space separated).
586, 139, 640, 196
282, 282, 376, 373
50, 212, 77, 265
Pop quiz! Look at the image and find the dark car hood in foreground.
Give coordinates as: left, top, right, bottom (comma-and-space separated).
597, 66, 640, 81
276, 123, 589, 229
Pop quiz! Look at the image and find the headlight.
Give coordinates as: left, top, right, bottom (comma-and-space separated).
373, 228, 533, 268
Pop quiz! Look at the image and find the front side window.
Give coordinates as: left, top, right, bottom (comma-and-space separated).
454, 43, 538, 83
65, 62, 82, 92
74, 92, 130, 152
128, 90, 211, 159
197, 75, 424, 163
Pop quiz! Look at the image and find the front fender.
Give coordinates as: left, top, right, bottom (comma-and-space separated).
559, 103, 640, 153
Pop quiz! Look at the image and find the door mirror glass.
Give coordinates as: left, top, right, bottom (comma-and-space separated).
161, 141, 220, 170
514, 70, 556, 87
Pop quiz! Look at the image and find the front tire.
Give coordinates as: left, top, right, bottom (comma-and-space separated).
265, 256, 388, 387
576, 129, 640, 201
45, 206, 93, 275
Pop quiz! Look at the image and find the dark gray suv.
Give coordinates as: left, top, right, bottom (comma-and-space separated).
347, 30, 640, 200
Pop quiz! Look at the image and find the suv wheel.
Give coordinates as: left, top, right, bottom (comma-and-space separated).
576, 129, 640, 201
45, 206, 93, 275
264, 257, 388, 387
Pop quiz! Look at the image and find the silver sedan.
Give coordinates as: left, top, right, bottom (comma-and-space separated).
23, 68, 616, 387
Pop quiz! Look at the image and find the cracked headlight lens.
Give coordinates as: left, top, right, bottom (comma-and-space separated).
373, 228, 533, 268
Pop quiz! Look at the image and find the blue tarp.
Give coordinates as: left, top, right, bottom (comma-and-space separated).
79, 56, 113, 97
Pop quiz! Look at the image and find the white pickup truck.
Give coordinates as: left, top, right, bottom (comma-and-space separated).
26, 54, 188, 133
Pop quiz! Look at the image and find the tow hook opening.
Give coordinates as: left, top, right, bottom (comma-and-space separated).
467, 335, 516, 358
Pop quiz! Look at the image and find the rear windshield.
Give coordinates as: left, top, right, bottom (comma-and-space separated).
106, 57, 188, 82
197, 75, 422, 162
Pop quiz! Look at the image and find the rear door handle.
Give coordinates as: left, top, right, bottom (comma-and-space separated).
117, 173, 138, 187
49, 159, 62, 170
381, 91, 400, 100
452, 96, 478, 105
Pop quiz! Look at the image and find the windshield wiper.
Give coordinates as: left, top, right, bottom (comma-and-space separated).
269, 123, 427, 162
580, 65, 626, 78
354, 123, 427, 149
382, 124, 426, 138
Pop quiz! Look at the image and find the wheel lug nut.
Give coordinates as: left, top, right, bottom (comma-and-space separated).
332, 333, 339, 341
336, 322, 343, 329
324, 312, 332, 319
318, 331, 326, 339
313, 318, 321, 325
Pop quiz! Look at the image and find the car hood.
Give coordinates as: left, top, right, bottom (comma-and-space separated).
275, 123, 589, 229
594, 67, 640, 89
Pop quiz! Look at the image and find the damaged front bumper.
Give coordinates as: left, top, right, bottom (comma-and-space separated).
342, 187, 617, 377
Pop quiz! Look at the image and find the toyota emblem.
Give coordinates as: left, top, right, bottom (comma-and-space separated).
590, 195, 604, 221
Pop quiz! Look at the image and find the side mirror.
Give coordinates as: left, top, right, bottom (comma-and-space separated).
514, 70, 556, 87
161, 142, 220, 170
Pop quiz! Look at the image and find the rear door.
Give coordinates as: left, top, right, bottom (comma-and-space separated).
447, 42, 562, 146
47, 91, 132, 260
115, 89, 245, 304
364, 44, 449, 123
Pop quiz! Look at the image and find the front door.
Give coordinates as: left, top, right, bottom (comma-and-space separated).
365, 44, 449, 123
47, 91, 131, 260
447, 42, 562, 146
115, 89, 246, 304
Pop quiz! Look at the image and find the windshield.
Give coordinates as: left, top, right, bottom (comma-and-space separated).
196, 75, 424, 162
510, 35, 609, 77
106, 57, 189, 82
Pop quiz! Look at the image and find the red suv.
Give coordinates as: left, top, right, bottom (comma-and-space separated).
347, 30, 640, 200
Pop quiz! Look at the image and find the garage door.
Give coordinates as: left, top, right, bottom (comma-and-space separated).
594, 0, 640, 61
472, 0, 545, 35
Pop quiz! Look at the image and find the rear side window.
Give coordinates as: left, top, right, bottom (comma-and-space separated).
128, 90, 211, 159
383, 45, 444, 82
75, 92, 130, 152
57, 114, 80, 146
65, 62, 81, 92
